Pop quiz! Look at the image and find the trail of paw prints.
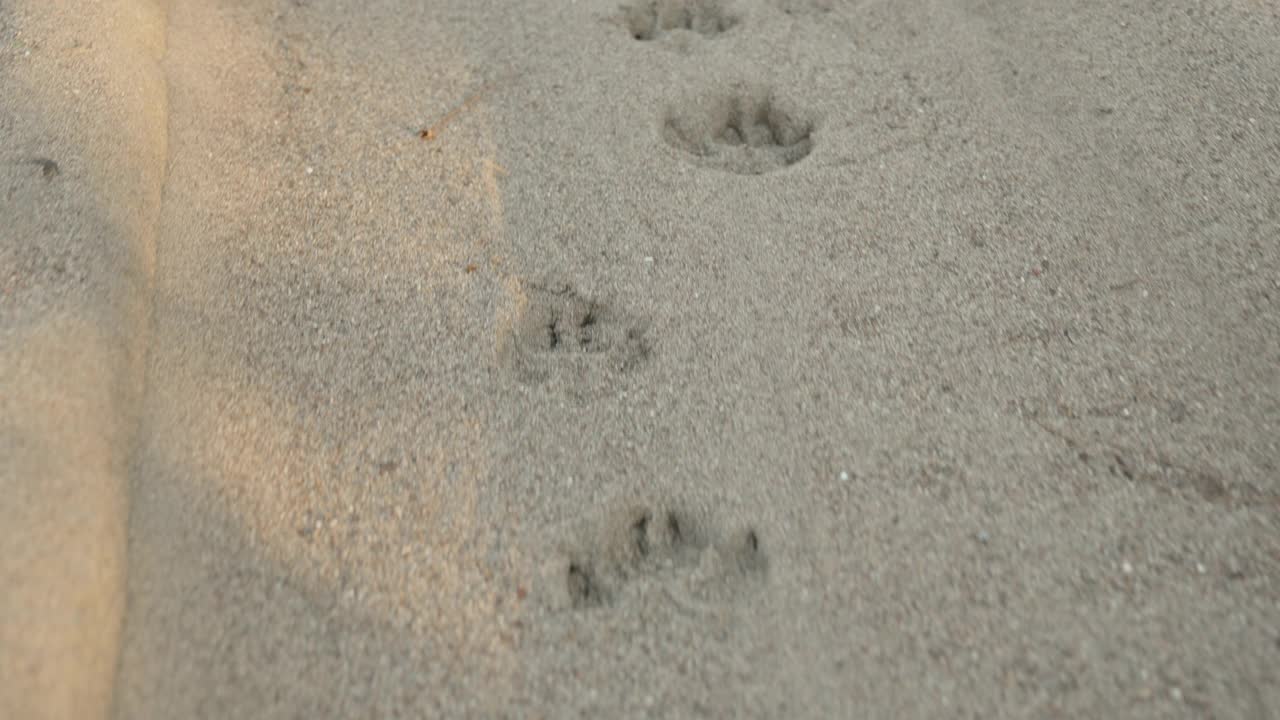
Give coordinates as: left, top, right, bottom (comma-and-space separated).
556, 502, 768, 613
498, 279, 650, 389
664, 86, 814, 174
622, 0, 739, 42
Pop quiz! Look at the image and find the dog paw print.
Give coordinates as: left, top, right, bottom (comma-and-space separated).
561, 503, 767, 611
664, 87, 814, 174
499, 280, 650, 386
776, 0, 834, 17
623, 0, 739, 41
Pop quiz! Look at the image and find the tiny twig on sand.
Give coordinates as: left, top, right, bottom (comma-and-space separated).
418, 84, 495, 142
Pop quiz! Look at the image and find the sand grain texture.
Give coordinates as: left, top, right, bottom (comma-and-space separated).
3, 0, 1278, 718
1, 1, 166, 718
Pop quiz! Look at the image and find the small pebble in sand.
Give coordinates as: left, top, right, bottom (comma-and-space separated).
31, 158, 59, 178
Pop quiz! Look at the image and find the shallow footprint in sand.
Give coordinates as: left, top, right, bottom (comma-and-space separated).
498, 280, 649, 388
622, 0, 739, 42
664, 87, 814, 174
561, 502, 767, 611
775, 0, 834, 17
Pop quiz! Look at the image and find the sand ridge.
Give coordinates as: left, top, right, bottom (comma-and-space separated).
1, 1, 168, 718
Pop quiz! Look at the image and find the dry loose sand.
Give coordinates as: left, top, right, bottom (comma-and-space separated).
2, 0, 1278, 717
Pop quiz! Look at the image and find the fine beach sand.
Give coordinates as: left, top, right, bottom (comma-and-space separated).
3, 0, 1278, 717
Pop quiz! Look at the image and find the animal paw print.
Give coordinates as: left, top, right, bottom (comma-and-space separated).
664, 87, 814, 174
563, 503, 767, 610
499, 280, 649, 386
623, 0, 739, 41
776, 0, 834, 17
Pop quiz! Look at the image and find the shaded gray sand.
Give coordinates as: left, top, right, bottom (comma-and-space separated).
3, 0, 1279, 717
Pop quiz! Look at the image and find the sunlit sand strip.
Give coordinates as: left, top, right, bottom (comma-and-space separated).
0, 1, 168, 718
113, 0, 520, 713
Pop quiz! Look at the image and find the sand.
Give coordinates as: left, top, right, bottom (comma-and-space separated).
1, 0, 166, 717
2, 0, 1278, 717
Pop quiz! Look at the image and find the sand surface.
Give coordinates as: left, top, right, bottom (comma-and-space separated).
3, 0, 1279, 717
